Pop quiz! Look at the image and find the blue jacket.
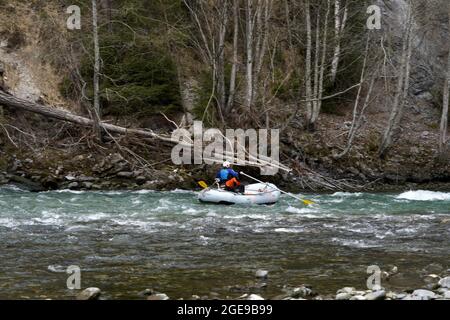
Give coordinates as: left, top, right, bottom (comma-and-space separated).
216, 168, 239, 183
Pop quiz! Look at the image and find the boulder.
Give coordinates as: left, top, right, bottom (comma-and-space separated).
335, 293, 352, 300
117, 171, 133, 179
365, 290, 386, 301
412, 289, 437, 300
439, 277, 450, 289
350, 295, 366, 301
247, 294, 264, 300
291, 286, 313, 298
147, 293, 169, 300
444, 291, 450, 299
337, 287, 356, 295
68, 182, 79, 190
76, 287, 101, 300
255, 270, 268, 279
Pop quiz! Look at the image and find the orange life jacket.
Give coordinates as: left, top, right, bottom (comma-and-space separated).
225, 177, 240, 189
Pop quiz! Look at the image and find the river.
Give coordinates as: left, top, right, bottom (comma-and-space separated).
0, 185, 449, 299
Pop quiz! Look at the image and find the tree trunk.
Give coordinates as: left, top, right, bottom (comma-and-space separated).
217, 2, 229, 113
245, 0, 254, 109
253, 0, 272, 105
227, 0, 240, 111
0, 91, 177, 144
311, 0, 331, 127
92, 0, 102, 141
304, 0, 313, 128
330, 0, 347, 83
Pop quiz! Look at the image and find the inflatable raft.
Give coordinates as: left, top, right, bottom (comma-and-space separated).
198, 183, 281, 205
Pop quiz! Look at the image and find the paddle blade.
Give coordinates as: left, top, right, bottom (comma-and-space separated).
302, 199, 315, 206
198, 181, 208, 189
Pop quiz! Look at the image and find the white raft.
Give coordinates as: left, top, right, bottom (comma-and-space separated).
198, 183, 281, 205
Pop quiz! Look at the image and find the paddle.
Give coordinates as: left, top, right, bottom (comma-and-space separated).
239, 171, 315, 206
198, 180, 209, 189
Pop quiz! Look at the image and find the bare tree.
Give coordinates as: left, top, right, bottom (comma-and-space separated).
244, 0, 272, 109
305, 0, 331, 131
183, 0, 230, 120
334, 36, 377, 159
378, 2, 414, 158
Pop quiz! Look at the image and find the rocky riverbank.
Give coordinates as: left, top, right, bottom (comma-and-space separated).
0, 152, 197, 192
74, 269, 450, 301
1, 150, 450, 193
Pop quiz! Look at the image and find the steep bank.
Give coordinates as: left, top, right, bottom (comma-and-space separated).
0, 0, 449, 192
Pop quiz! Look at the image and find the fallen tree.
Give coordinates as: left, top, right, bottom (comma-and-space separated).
0, 90, 177, 144
0, 91, 291, 173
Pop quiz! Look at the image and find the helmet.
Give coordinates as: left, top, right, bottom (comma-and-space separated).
223, 161, 231, 168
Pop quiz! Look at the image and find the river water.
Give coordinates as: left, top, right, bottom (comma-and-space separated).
0, 185, 449, 299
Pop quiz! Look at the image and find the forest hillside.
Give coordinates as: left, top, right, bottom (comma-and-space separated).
0, 0, 449, 192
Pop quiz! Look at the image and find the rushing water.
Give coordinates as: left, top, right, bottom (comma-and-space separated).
0, 185, 449, 299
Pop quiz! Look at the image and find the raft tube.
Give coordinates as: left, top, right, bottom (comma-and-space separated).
198, 183, 281, 205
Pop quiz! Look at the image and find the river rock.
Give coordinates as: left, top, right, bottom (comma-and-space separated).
8, 175, 45, 192
147, 293, 169, 300
76, 287, 101, 300
136, 176, 147, 184
337, 287, 356, 295
68, 182, 79, 189
402, 295, 423, 301
425, 283, 440, 291
350, 295, 366, 301
247, 294, 264, 300
438, 277, 450, 288
444, 291, 450, 299
424, 274, 441, 284
117, 171, 133, 178
138, 288, 154, 297
82, 182, 93, 189
65, 175, 76, 181
386, 292, 398, 300
395, 293, 407, 299
78, 176, 95, 182
335, 293, 352, 300
291, 286, 313, 298
390, 266, 399, 274
365, 290, 386, 300
412, 289, 437, 300
370, 284, 383, 291
255, 270, 268, 279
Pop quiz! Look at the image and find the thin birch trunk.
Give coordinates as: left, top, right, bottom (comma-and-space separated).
92, 0, 102, 140
227, 0, 240, 111
311, 0, 331, 127
305, 0, 313, 128
217, 3, 229, 112
245, 0, 255, 109
330, 0, 347, 83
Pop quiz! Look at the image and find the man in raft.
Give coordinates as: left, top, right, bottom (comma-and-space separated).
215, 161, 243, 193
